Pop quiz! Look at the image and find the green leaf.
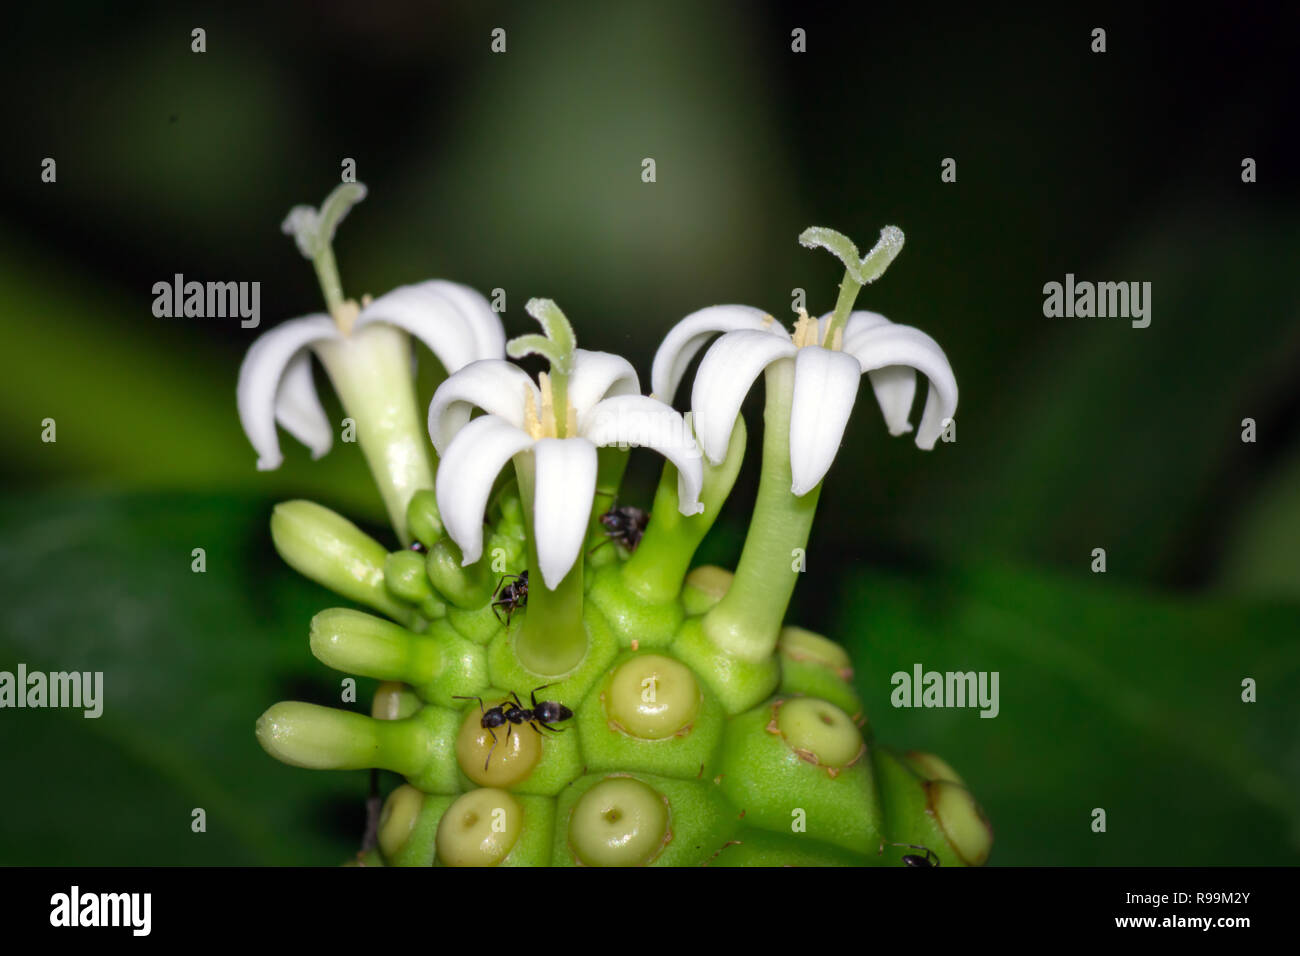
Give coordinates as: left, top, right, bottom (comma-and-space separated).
835, 562, 1300, 865
0, 491, 377, 864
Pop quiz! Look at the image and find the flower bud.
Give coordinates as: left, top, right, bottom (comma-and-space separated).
405, 490, 443, 548
270, 500, 416, 626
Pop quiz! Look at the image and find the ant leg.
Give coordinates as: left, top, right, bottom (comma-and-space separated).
536, 721, 566, 734
483, 726, 498, 771
586, 536, 613, 558
510, 690, 526, 710
530, 683, 557, 708
452, 695, 486, 716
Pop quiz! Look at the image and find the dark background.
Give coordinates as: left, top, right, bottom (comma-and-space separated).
1, 1, 1297, 864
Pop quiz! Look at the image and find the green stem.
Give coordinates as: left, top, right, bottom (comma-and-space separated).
513, 453, 588, 676
313, 242, 346, 319
622, 415, 747, 603
822, 270, 863, 345
703, 359, 820, 660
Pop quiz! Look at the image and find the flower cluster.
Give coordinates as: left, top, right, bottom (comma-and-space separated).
240, 185, 988, 867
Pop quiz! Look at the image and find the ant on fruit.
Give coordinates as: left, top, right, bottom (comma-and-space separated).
491, 571, 528, 626
889, 843, 940, 867
590, 504, 649, 555
452, 685, 574, 770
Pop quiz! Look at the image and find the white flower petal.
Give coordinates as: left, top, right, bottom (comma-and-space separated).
427, 360, 538, 455
567, 349, 640, 427
650, 305, 786, 404
274, 351, 333, 460
580, 395, 704, 516
419, 280, 507, 360
832, 309, 893, 349
356, 281, 501, 376
841, 324, 958, 449
531, 437, 598, 589
436, 415, 535, 565
690, 329, 796, 464
864, 366, 917, 436
788, 346, 862, 496
237, 314, 340, 470
822, 311, 917, 436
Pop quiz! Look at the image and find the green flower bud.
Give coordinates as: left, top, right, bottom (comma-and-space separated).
426, 537, 495, 610
405, 490, 443, 548
310, 609, 487, 706
255, 701, 460, 793
270, 500, 417, 626
384, 549, 446, 619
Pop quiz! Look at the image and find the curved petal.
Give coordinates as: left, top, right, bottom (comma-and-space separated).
275, 351, 333, 460
788, 346, 862, 496
581, 395, 704, 515
436, 415, 535, 565
650, 305, 786, 404
842, 324, 958, 449
356, 281, 502, 376
237, 314, 340, 470
829, 309, 893, 350
419, 280, 507, 360
823, 311, 918, 435
691, 329, 796, 464
427, 359, 538, 455
531, 437, 598, 589
567, 349, 640, 426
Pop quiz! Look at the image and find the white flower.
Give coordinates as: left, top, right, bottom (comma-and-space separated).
651, 306, 957, 497
429, 351, 704, 589
237, 280, 505, 470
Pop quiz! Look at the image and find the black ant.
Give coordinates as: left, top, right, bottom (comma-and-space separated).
889, 843, 940, 867
591, 504, 649, 555
491, 572, 528, 626
452, 685, 574, 770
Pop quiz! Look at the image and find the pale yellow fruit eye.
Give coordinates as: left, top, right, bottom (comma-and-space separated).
776, 698, 861, 768
436, 789, 524, 867
455, 698, 542, 787
605, 655, 700, 740
377, 784, 425, 860
568, 777, 670, 867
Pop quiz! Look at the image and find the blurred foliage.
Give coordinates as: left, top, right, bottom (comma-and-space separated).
1, 1, 1298, 864
836, 563, 1300, 865
0, 493, 369, 864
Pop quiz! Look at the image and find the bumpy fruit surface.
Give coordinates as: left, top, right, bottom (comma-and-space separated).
256, 491, 993, 867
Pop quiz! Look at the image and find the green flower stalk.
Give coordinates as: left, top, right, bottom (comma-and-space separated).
250, 200, 990, 867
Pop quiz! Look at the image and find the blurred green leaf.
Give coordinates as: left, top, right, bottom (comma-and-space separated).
0, 491, 380, 865
837, 562, 1300, 865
